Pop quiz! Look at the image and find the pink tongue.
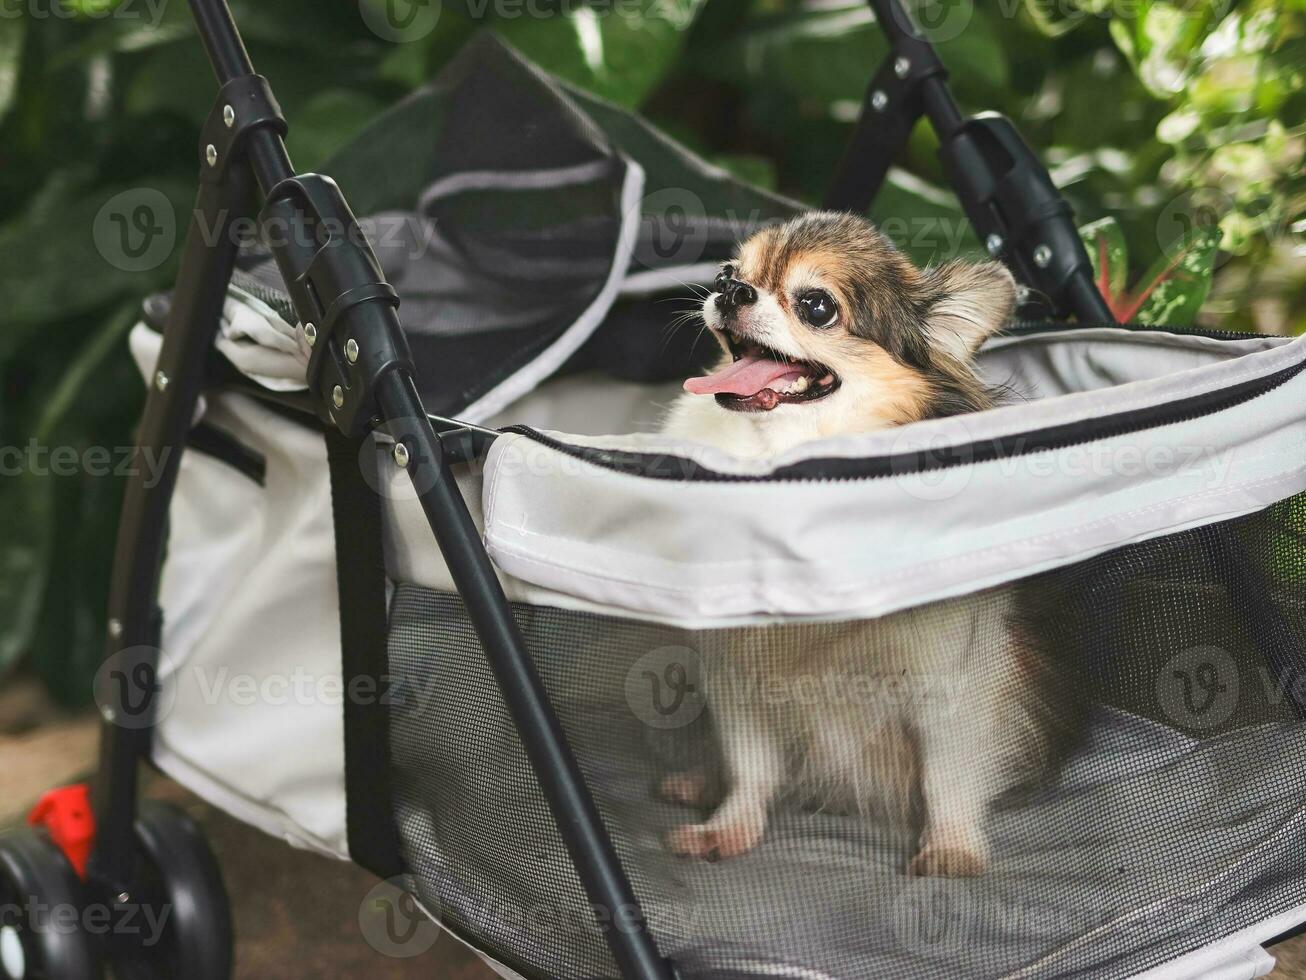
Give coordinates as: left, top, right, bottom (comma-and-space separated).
684, 353, 805, 397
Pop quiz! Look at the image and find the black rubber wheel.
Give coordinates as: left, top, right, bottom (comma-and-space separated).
0, 831, 101, 980
108, 802, 232, 980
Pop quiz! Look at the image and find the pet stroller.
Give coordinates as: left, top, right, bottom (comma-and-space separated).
3, 0, 1306, 978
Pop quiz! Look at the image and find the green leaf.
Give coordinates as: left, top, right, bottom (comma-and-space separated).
0, 304, 137, 682
494, 1, 703, 108
1022, 0, 1086, 37
1079, 216, 1129, 300
46, 0, 195, 69
1110, 0, 1213, 98
377, 38, 430, 88
710, 153, 777, 191
935, 7, 1008, 93
871, 169, 979, 266
285, 89, 387, 171
122, 38, 224, 120
1133, 224, 1221, 326
0, 177, 192, 354
0, 13, 23, 127
230, 0, 377, 55
694, 4, 887, 109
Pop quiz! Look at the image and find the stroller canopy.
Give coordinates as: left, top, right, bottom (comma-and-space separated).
215, 35, 797, 422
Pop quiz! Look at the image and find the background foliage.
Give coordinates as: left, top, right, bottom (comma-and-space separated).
0, 0, 1303, 700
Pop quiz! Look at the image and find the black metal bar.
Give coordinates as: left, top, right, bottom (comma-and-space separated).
90, 160, 254, 892
189, 0, 293, 194
377, 372, 674, 980
188, 0, 251, 81
823, 57, 925, 215
827, 0, 1118, 326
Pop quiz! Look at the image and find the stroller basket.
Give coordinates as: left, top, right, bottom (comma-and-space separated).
9, 1, 1302, 979
145, 301, 1306, 978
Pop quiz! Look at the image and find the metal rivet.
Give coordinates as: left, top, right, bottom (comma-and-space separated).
154, 370, 169, 392
304, 323, 317, 346
894, 56, 911, 78
222, 105, 235, 128
107, 618, 123, 639
115, 892, 130, 905
345, 338, 359, 363
393, 443, 410, 468
332, 385, 345, 409
205, 144, 218, 167
871, 90, 888, 112
985, 233, 1004, 256
1032, 244, 1053, 268
102, 706, 117, 723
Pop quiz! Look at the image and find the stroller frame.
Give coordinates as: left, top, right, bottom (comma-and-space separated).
60, 0, 1115, 976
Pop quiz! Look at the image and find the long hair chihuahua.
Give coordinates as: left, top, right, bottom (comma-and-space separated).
659, 212, 1079, 876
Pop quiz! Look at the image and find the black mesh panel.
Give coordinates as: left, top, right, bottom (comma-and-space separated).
387, 491, 1306, 979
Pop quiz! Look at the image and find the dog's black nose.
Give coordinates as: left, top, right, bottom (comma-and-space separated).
715, 278, 757, 312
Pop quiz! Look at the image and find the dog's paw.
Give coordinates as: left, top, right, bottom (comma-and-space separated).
667, 819, 763, 861
908, 843, 987, 878
659, 771, 709, 807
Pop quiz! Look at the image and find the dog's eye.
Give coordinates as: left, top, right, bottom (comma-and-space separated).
797, 290, 837, 328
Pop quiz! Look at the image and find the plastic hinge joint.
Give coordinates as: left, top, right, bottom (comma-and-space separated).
199, 74, 287, 181
938, 114, 1090, 296
861, 31, 947, 119
260, 173, 415, 438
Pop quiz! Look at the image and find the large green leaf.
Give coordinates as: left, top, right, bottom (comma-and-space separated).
693, 3, 887, 109
1134, 224, 1221, 325
0, 176, 191, 352
1079, 216, 1129, 299
285, 89, 388, 172
933, 7, 1009, 94
0, 304, 138, 685
494, 1, 703, 108
1109, 0, 1214, 97
694, 0, 1006, 117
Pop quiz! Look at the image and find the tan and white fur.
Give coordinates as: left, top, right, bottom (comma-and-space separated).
659, 212, 1079, 876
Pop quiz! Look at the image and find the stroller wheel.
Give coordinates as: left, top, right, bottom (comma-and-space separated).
0, 830, 102, 980
109, 802, 232, 980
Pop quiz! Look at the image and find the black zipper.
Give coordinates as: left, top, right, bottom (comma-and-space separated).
1006, 320, 1270, 342
144, 281, 1288, 483
503, 347, 1306, 484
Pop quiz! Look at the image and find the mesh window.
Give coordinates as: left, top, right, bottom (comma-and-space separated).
387, 491, 1306, 979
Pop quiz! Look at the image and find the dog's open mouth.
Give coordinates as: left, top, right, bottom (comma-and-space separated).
683, 334, 841, 412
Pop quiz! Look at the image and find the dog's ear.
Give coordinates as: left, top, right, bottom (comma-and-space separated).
922, 260, 1017, 362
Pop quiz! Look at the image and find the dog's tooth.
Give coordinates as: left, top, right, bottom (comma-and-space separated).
792, 376, 810, 393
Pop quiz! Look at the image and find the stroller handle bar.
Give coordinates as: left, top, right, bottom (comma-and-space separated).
827, 0, 1118, 326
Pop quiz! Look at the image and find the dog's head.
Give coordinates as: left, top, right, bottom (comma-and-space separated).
684, 212, 1016, 427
